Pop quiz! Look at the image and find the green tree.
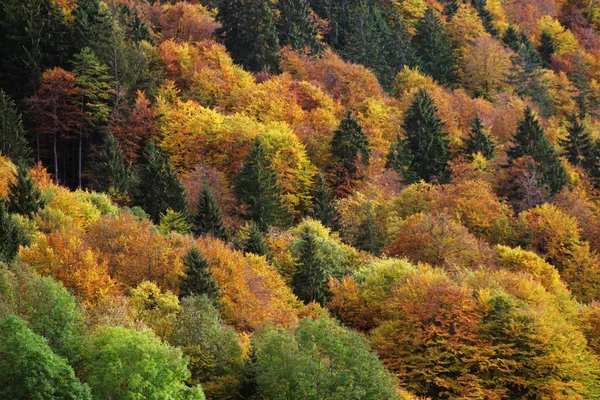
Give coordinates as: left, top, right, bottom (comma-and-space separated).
276, 0, 321, 53
309, 173, 341, 231
472, 0, 497, 36
135, 139, 187, 223
291, 225, 330, 304
463, 113, 496, 159
560, 114, 592, 167
217, 0, 280, 72
509, 42, 552, 117
0, 90, 30, 165
8, 167, 45, 217
158, 209, 192, 235
235, 139, 290, 232
355, 202, 385, 255
85, 325, 205, 400
413, 7, 458, 85
502, 24, 522, 52
538, 32, 555, 68
180, 247, 220, 302
243, 223, 270, 256
89, 133, 135, 199
389, 88, 450, 183
0, 200, 30, 263
193, 184, 229, 241
0, 315, 91, 400
330, 110, 370, 189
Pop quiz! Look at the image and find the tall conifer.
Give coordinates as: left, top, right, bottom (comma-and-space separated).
192, 183, 229, 241
463, 114, 495, 160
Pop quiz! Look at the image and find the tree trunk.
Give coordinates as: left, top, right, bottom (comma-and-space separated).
79, 134, 82, 188
53, 132, 58, 184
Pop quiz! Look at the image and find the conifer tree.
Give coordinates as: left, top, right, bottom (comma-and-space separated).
560, 114, 592, 167
192, 183, 229, 241
7, 167, 45, 217
502, 25, 522, 52
471, 0, 497, 36
413, 7, 458, 85
217, 0, 280, 72
330, 110, 370, 187
571, 54, 600, 118
441, 0, 459, 18
509, 42, 551, 117
0, 200, 30, 263
389, 89, 450, 183
291, 225, 329, 305
235, 139, 289, 232
89, 133, 135, 199
135, 140, 187, 223
244, 223, 269, 256
355, 202, 384, 255
0, 90, 30, 166
309, 173, 341, 231
276, 0, 321, 53
538, 32, 555, 68
463, 114, 496, 159
180, 247, 220, 302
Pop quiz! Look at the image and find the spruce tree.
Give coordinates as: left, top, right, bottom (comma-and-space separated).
355, 202, 384, 255
244, 223, 269, 256
235, 139, 289, 232
559, 114, 592, 167
0, 200, 30, 263
0, 90, 30, 166
538, 32, 555, 68
509, 42, 552, 117
390, 88, 450, 183
291, 225, 329, 305
217, 0, 280, 72
571, 54, 600, 118
135, 140, 187, 223
413, 7, 458, 85
180, 247, 220, 302
330, 110, 370, 186
386, 133, 418, 183
463, 114, 496, 160
502, 25, 522, 52
276, 0, 321, 53
7, 167, 45, 217
471, 0, 497, 36
89, 133, 135, 199
309, 173, 341, 231
192, 183, 229, 241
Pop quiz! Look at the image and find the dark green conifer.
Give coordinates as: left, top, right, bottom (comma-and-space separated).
309, 173, 341, 231
244, 223, 269, 256
509, 42, 552, 117
180, 247, 220, 302
7, 167, 45, 217
559, 114, 592, 167
330, 110, 370, 187
463, 114, 496, 160
355, 202, 384, 255
276, 0, 321, 53
291, 225, 329, 305
502, 24, 522, 52
192, 183, 229, 241
471, 0, 497, 36
0, 90, 30, 166
0, 200, 30, 263
89, 133, 135, 199
538, 32, 555, 68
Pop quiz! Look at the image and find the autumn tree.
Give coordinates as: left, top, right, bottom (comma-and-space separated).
180, 247, 221, 303
330, 110, 370, 191
463, 113, 495, 159
461, 36, 511, 97
192, 183, 229, 241
0, 90, 30, 166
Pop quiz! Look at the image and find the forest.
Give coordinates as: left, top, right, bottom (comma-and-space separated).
3, 0, 600, 399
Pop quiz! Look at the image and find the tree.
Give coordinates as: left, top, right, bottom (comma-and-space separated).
355, 202, 385, 255
135, 139, 187, 223
461, 36, 512, 97
471, 0, 497, 36
180, 247, 221, 302
388, 88, 450, 183
309, 173, 341, 231
85, 326, 205, 400
413, 7, 458, 85
7, 166, 45, 217
538, 32, 555, 68
509, 42, 552, 117
235, 139, 289, 232
243, 223, 270, 256
560, 114, 592, 167
193, 183, 229, 241
276, 0, 321, 53
502, 24, 522, 52
158, 209, 192, 235
0, 200, 30, 263
0, 90, 30, 166
217, 0, 280, 72
463, 113, 495, 159
89, 132, 135, 200
0, 315, 91, 400
330, 110, 370, 189
291, 224, 330, 304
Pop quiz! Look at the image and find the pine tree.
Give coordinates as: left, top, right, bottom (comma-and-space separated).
509, 42, 552, 117
471, 0, 497, 36
291, 225, 329, 305
538, 32, 555, 68
441, 0, 459, 18
89, 133, 135, 199
386, 133, 418, 183
559, 114, 592, 167
0, 90, 30, 166
192, 183, 229, 241
413, 7, 458, 85
502, 25, 522, 52
276, 0, 321, 53
330, 110, 370, 187
180, 247, 220, 302
7, 167, 45, 217
0, 200, 30, 263
135, 140, 187, 223
392, 88, 450, 183
309, 173, 341, 231
355, 202, 384, 255
571, 54, 600, 118
463, 114, 496, 159
244, 223, 269, 256
217, 0, 280, 73
235, 139, 290, 232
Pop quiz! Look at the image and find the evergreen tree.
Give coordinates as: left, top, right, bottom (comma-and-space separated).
89, 133, 135, 199
509, 42, 552, 117
441, 0, 459, 18
192, 183, 229, 241
413, 7, 458, 85
463, 113, 496, 159
330, 110, 370, 187
217, 0, 280, 72
235, 139, 290, 232
0, 200, 30, 263
244, 223, 269, 256
559, 114, 592, 167
276, 0, 321, 53
386, 133, 417, 183
73, 0, 114, 54
309, 173, 341, 231
0, 90, 30, 166
135, 140, 187, 223
7, 167, 45, 217
389, 89, 450, 183
355, 202, 384, 255
538, 32, 555, 68
471, 0, 497, 36
180, 247, 220, 302
291, 225, 330, 304
570, 54, 600, 118
508, 106, 567, 194
502, 25, 522, 52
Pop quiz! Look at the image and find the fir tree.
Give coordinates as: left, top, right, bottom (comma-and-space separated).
135, 140, 187, 223
192, 183, 229, 241
0, 200, 30, 263
235, 139, 290, 232
330, 110, 370, 187
355, 202, 384, 255
502, 25, 522, 52
471, 0, 497, 36
0, 90, 30, 166
89, 133, 135, 199
7, 167, 45, 218
559, 114, 592, 167
571, 54, 600, 118
413, 7, 458, 85
180, 247, 220, 302
217, 0, 280, 72
244, 223, 269, 256
386, 133, 418, 183
538, 32, 555, 68
291, 225, 329, 305
391, 89, 450, 183
309, 173, 341, 231
276, 0, 321, 53
463, 114, 496, 159
441, 0, 459, 18
509, 42, 552, 117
